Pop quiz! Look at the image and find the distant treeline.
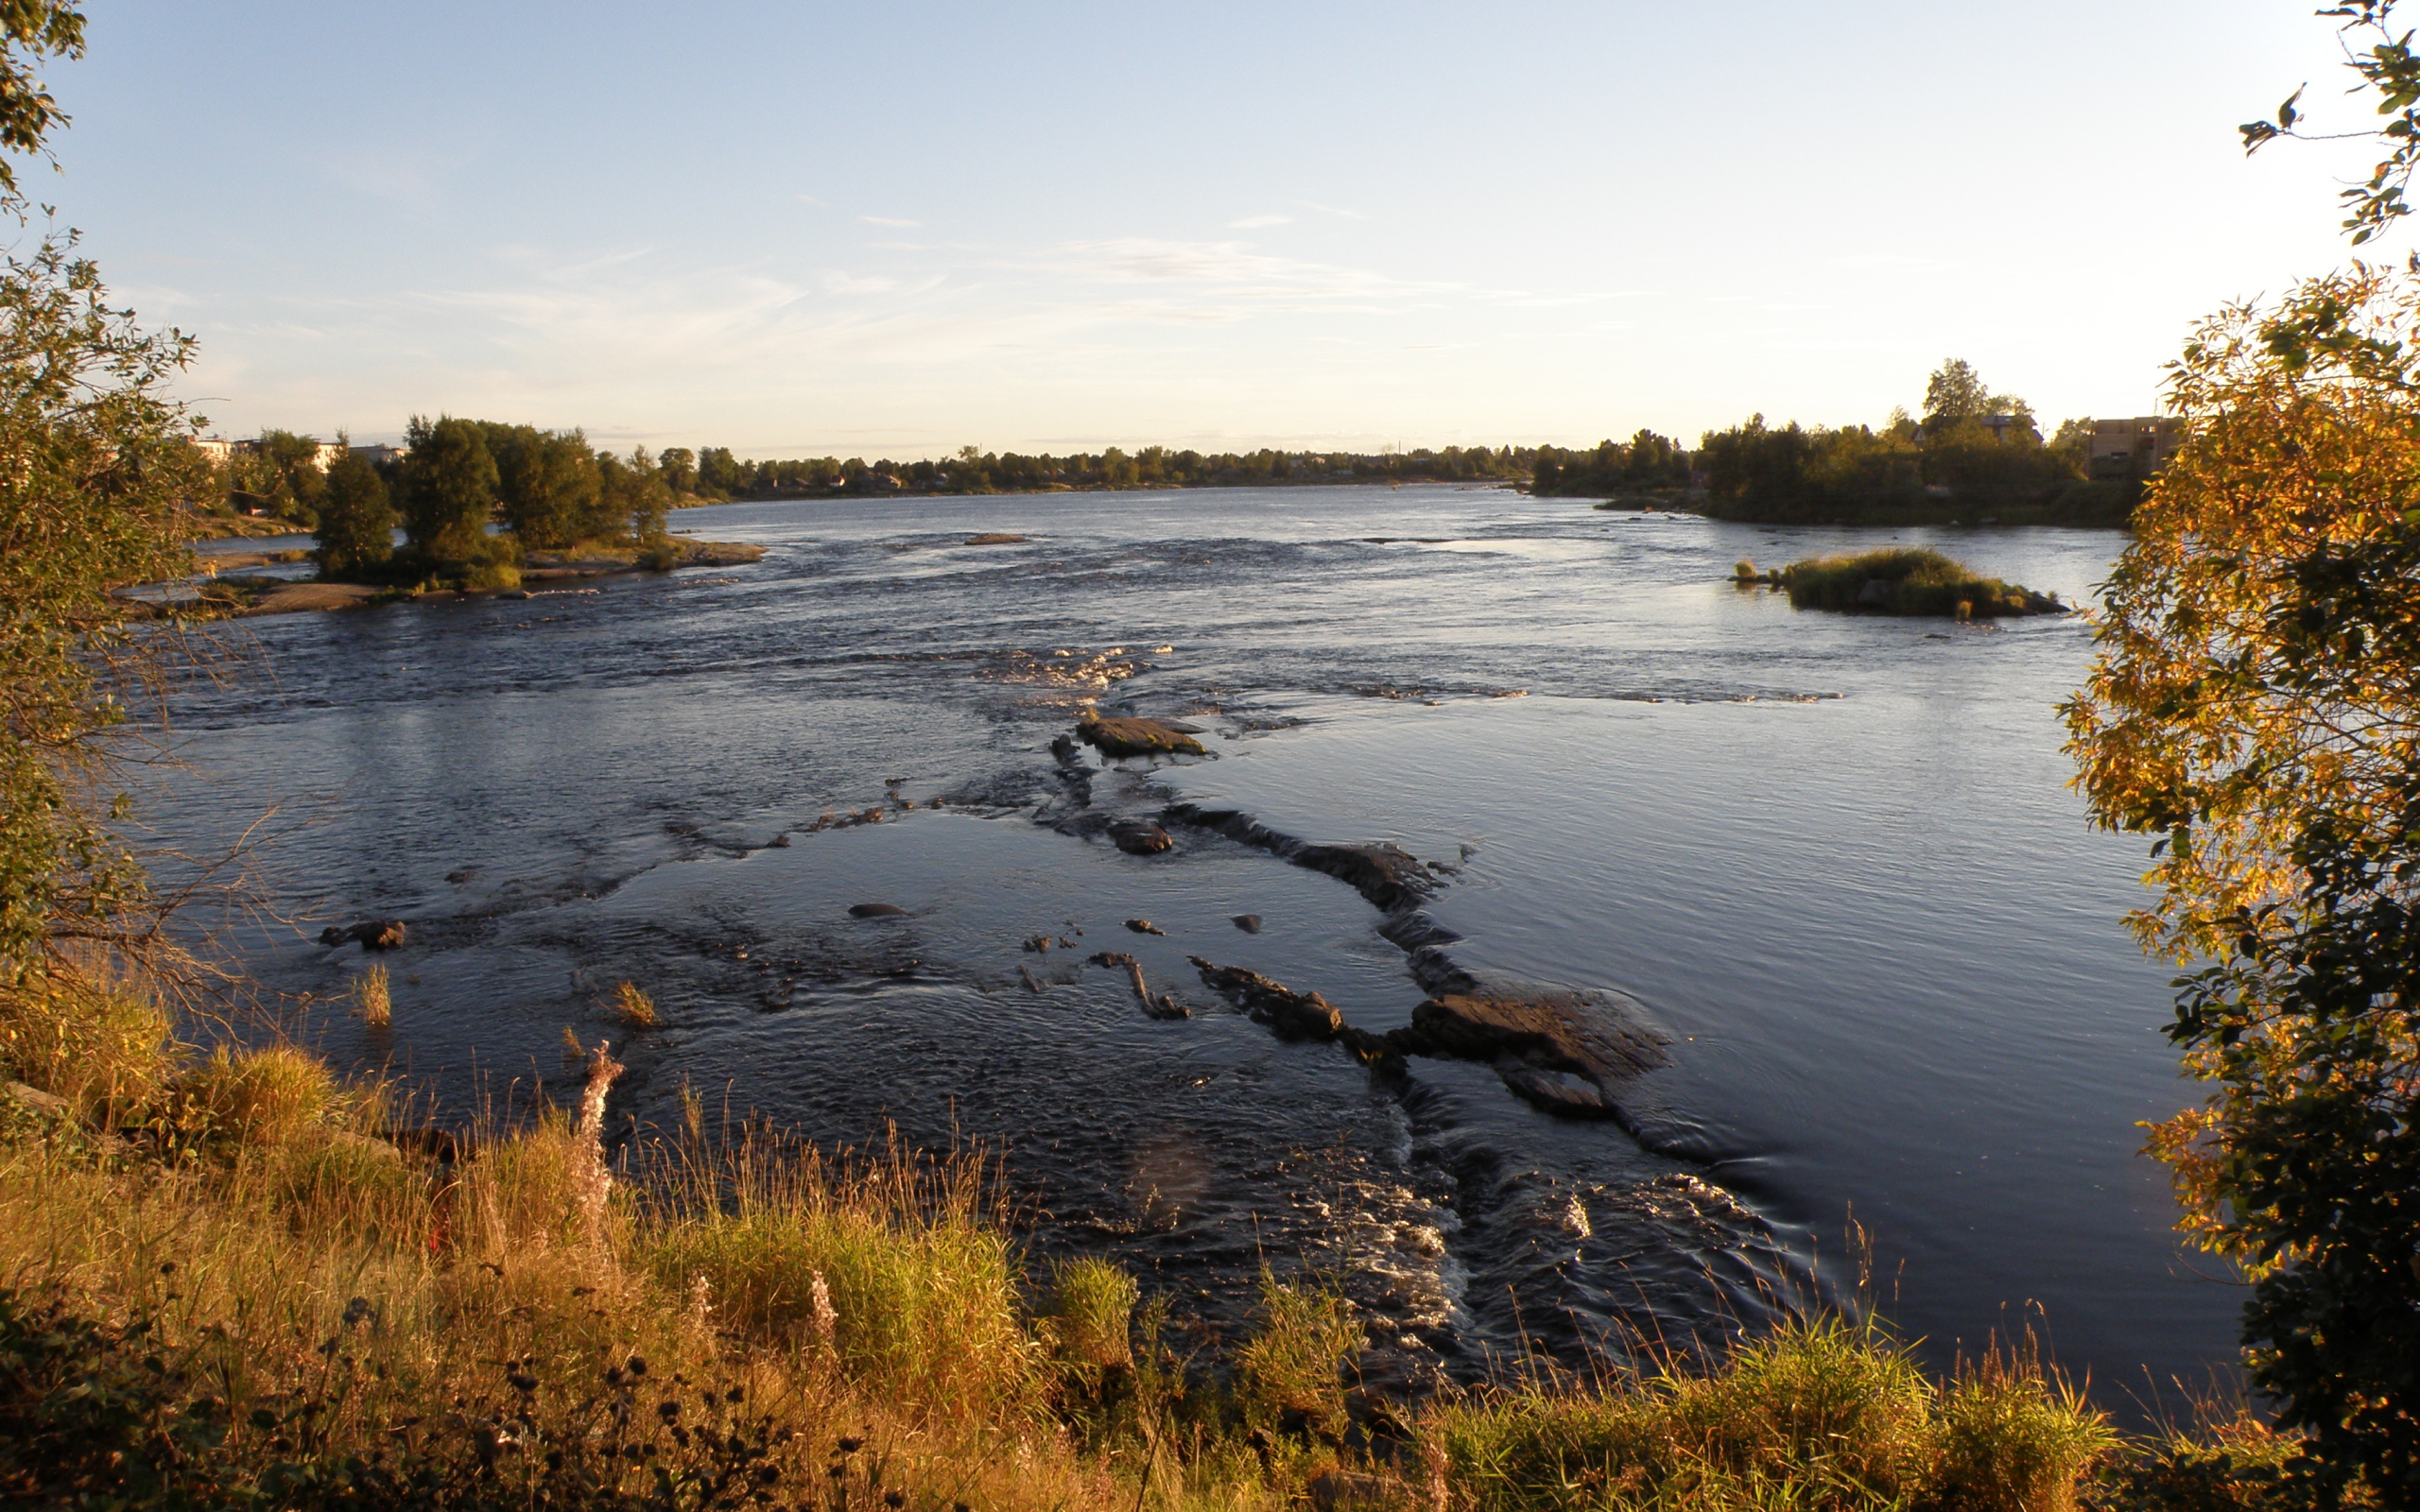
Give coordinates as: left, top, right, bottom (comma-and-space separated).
677, 442, 1538, 498
1528, 429, 1692, 497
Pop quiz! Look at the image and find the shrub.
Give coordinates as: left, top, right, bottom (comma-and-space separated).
1781, 547, 2056, 617
0, 974, 177, 1129
1047, 1256, 1138, 1371
167, 1046, 339, 1151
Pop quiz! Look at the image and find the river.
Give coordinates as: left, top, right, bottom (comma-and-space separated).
160, 483, 2238, 1411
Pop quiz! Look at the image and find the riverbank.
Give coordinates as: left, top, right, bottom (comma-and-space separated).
0, 979, 2284, 1510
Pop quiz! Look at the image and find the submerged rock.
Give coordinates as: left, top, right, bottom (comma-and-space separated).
847, 902, 909, 919
1087, 952, 1189, 1019
1078, 713, 1207, 758
1231, 914, 1263, 934
1108, 819, 1174, 855
966, 532, 1027, 545
319, 919, 407, 951
1124, 919, 1167, 936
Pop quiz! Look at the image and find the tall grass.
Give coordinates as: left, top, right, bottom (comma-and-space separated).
351, 963, 389, 1028
0, 969, 2310, 1511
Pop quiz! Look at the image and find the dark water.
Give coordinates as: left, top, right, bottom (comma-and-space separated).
151, 485, 2238, 1408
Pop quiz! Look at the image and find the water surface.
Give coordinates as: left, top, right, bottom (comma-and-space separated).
153, 485, 2238, 1406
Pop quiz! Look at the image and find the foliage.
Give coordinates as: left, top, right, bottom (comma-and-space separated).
2065, 265, 2420, 1503
397, 414, 501, 566
1693, 360, 2094, 524
0, 2, 83, 198
1530, 429, 1691, 497
0, 233, 205, 985
1234, 1268, 1361, 1439
2239, 2, 2420, 244
1780, 546, 2062, 618
311, 448, 392, 579
1431, 1315, 2113, 1512
486, 422, 603, 548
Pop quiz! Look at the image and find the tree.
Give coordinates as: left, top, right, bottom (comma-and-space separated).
241, 429, 330, 527
657, 446, 696, 495
1920, 358, 2031, 433
0, 2, 216, 984
313, 448, 392, 581
2064, 265, 2420, 1503
596, 446, 669, 543
396, 414, 499, 564
492, 425, 600, 548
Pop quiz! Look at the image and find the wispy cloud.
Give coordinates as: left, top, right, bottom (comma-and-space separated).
1228, 214, 1291, 229
860, 215, 921, 229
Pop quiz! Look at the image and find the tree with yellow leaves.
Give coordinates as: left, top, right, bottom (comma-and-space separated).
2066, 266, 2420, 1503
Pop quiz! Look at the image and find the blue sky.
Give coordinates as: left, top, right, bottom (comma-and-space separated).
35, 1, 2392, 456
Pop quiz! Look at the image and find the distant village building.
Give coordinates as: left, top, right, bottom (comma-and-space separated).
188, 435, 361, 470
2089, 417, 2185, 480
1976, 413, 2024, 441
349, 443, 406, 468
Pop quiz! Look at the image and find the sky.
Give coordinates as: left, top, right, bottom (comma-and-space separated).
29, 1, 2408, 457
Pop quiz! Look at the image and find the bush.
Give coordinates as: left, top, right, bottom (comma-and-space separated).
1782, 547, 2059, 617
166, 1046, 340, 1152
0, 974, 178, 1130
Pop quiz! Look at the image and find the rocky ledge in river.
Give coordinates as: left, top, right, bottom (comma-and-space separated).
1404, 988, 1668, 1125
1181, 954, 1667, 1125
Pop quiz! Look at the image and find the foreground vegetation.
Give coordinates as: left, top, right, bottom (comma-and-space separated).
0, 977, 2312, 1512
1754, 547, 2067, 619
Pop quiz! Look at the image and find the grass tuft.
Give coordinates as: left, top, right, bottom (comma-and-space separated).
609, 979, 657, 1030
351, 963, 390, 1028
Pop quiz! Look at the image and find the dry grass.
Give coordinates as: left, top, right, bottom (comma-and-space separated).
0, 970, 2311, 1511
350, 963, 389, 1028
609, 979, 657, 1030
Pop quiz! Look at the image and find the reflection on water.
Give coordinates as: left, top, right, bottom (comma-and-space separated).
148, 485, 2237, 1408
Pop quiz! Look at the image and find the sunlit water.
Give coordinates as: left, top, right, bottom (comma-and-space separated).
153, 485, 2238, 1409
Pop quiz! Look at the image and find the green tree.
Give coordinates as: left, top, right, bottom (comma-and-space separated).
596, 446, 669, 543
0, 2, 216, 984
313, 447, 392, 581
657, 446, 697, 495
493, 426, 600, 548
244, 429, 330, 527
397, 415, 499, 564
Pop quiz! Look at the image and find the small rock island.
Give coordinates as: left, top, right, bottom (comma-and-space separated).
1738, 546, 2066, 619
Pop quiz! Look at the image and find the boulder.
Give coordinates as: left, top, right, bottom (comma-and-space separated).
1231, 914, 1263, 934
1078, 714, 1207, 758
848, 902, 909, 919
1123, 919, 1167, 936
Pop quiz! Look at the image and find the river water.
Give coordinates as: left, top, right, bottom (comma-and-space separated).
160, 484, 2238, 1409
